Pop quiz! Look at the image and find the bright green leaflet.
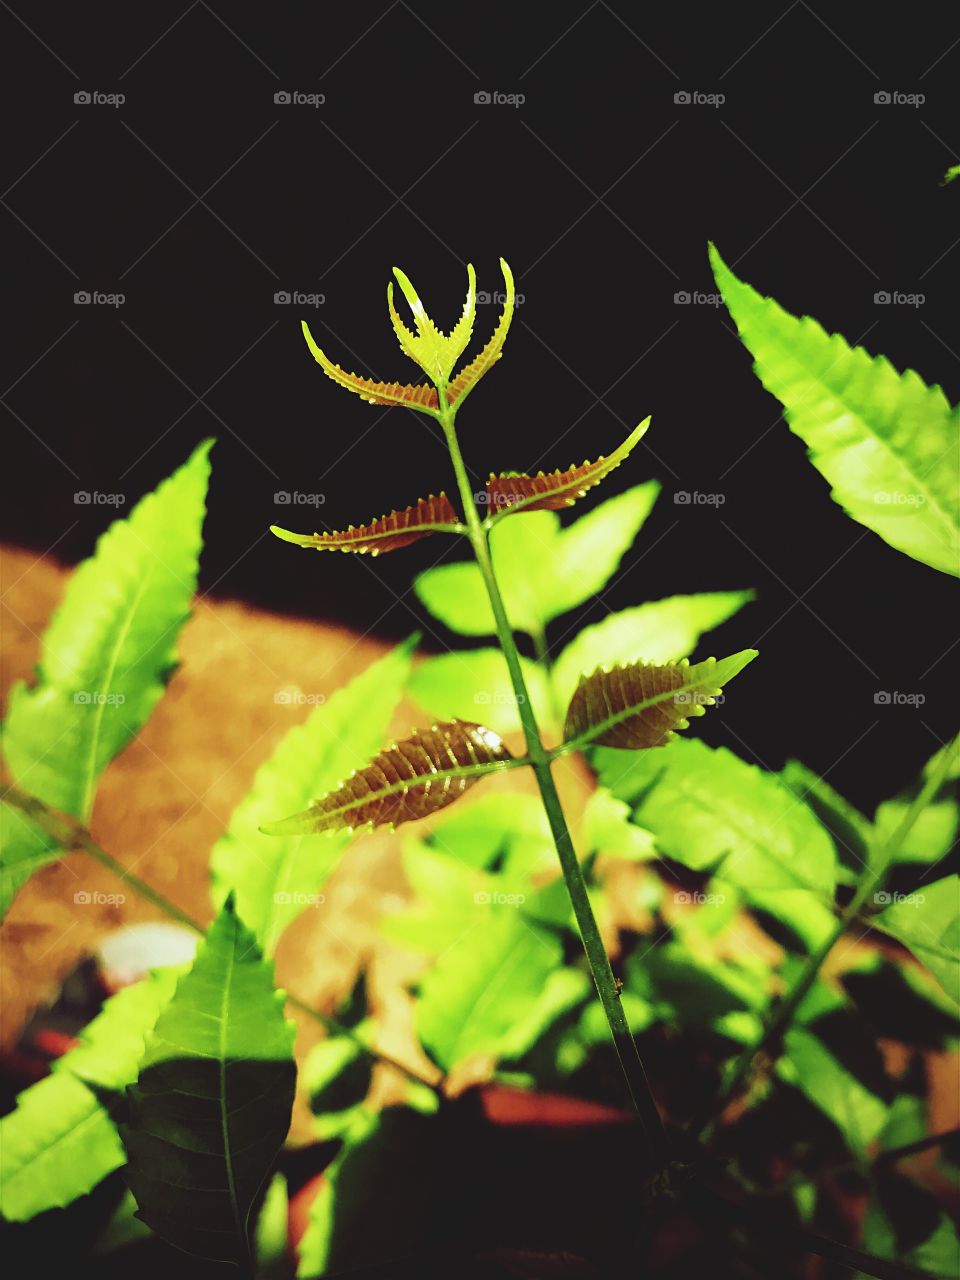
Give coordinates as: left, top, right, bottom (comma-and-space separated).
0, 968, 178, 1221
596, 738, 837, 899
781, 758, 872, 880
872, 875, 960, 1006
779, 1025, 889, 1156
872, 739, 960, 868
414, 481, 660, 637
209, 637, 415, 952
121, 897, 296, 1267
1, 441, 212, 916
711, 245, 960, 577
408, 647, 553, 735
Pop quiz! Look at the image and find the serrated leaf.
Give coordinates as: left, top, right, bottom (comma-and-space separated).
446, 258, 515, 406
414, 482, 660, 637
263, 720, 514, 837
121, 898, 296, 1267
779, 1024, 889, 1155
563, 650, 757, 750
583, 787, 657, 861
872, 875, 960, 1005
416, 909, 562, 1071
0, 969, 177, 1221
408, 647, 554, 735
210, 639, 414, 953
271, 492, 459, 556
552, 590, 755, 710
486, 418, 650, 517
597, 738, 837, 898
711, 244, 960, 576
388, 263, 476, 381
1, 441, 212, 916
300, 321, 439, 412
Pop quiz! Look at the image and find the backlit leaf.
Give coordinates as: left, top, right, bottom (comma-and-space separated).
408, 646, 554, 735
711, 244, 960, 576
446, 258, 515, 406
872, 875, 960, 1005
486, 418, 650, 517
121, 898, 296, 1266
262, 720, 514, 837
388, 263, 476, 381
780, 1025, 889, 1155
271, 493, 460, 556
872, 738, 960, 868
300, 321, 439, 412
563, 650, 757, 750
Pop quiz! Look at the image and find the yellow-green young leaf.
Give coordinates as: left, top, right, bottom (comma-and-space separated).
553, 590, 755, 710
210, 639, 414, 952
0, 969, 178, 1221
711, 244, 960, 577
121, 898, 296, 1267
446, 258, 515, 406
408, 647, 554, 736
597, 738, 837, 897
583, 787, 656, 861
872, 875, 959, 1006
414, 481, 660, 637
300, 321, 439, 412
388, 263, 476, 381
262, 720, 514, 837
271, 493, 460, 556
1, 441, 212, 917
872, 738, 960, 868
486, 419, 650, 517
563, 650, 757, 750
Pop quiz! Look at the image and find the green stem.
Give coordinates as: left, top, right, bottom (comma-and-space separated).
436, 398, 669, 1168
0, 783, 442, 1092
690, 737, 958, 1139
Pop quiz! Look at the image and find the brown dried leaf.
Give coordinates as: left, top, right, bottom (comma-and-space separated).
486, 419, 650, 515
262, 720, 514, 836
271, 493, 460, 556
563, 651, 758, 751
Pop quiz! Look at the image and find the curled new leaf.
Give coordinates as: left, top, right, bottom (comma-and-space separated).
388, 264, 477, 381
271, 493, 460, 556
262, 720, 514, 837
446, 258, 515, 406
301, 321, 439, 412
563, 650, 758, 751
486, 418, 651, 517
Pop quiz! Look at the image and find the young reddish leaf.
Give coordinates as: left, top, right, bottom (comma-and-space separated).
261, 720, 514, 836
563, 650, 757, 751
446, 258, 515, 406
486, 418, 651, 516
388, 265, 476, 381
271, 493, 461, 557
301, 321, 439, 412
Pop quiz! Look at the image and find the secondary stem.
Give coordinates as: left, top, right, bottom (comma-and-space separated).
437, 399, 670, 1169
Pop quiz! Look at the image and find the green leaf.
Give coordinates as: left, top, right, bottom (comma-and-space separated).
862, 1171, 960, 1277
302, 1037, 372, 1139
582, 786, 656, 861
0, 969, 177, 1221
121, 898, 296, 1266
422, 791, 554, 876
711, 244, 960, 576
873, 739, 960, 868
416, 909, 562, 1071
388, 263, 476, 381
553, 590, 754, 710
409, 647, 554, 735
597, 738, 837, 898
210, 639, 414, 952
254, 1173, 290, 1280
780, 1025, 889, 1155
781, 759, 872, 880
872, 876, 960, 1005
414, 481, 660, 637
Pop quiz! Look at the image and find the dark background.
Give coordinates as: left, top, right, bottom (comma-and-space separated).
1, 2, 957, 810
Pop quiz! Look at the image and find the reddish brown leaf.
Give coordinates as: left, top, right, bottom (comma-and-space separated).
262, 720, 514, 836
271, 493, 460, 556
